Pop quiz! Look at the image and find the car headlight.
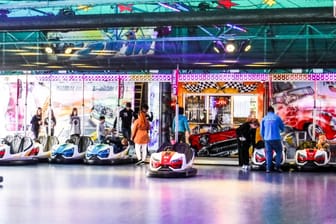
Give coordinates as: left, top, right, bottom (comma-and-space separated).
200, 135, 209, 146
297, 153, 307, 162
255, 152, 265, 162
97, 149, 110, 158
0, 149, 5, 158
170, 158, 183, 169
63, 148, 74, 157
315, 154, 325, 164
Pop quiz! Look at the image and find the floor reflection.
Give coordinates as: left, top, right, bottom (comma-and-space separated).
0, 164, 336, 223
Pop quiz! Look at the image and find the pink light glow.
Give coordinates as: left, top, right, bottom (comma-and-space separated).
32, 73, 336, 82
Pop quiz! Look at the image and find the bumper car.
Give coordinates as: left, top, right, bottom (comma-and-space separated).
29, 136, 59, 161
251, 141, 286, 170
49, 134, 93, 163
295, 140, 330, 169
147, 142, 197, 178
84, 136, 137, 165
0, 135, 38, 165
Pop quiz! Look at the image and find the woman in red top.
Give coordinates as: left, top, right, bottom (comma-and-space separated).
131, 104, 150, 165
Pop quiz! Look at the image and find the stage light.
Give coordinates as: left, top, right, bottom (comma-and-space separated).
212, 41, 225, 54
224, 40, 237, 53
240, 40, 252, 52
63, 43, 75, 54
44, 46, 54, 54
64, 47, 73, 54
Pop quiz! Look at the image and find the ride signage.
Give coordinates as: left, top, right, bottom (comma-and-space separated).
171, 69, 179, 96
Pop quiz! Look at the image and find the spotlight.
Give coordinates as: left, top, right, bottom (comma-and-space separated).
64, 47, 73, 54
240, 40, 252, 52
44, 46, 54, 54
63, 43, 75, 54
224, 40, 237, 53
212, 40, 225, 54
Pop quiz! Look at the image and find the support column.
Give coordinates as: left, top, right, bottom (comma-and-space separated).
159, 82, 172, 145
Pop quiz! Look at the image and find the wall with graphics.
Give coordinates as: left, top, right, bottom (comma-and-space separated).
0, 75, 134, 143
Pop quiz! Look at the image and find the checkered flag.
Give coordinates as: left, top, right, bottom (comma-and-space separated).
183, 82, 219, 93
221, 82, 257, 93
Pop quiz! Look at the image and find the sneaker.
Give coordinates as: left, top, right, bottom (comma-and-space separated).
266, 169, 270, 173
274, 167, 283, 173
135, 160, 143, 166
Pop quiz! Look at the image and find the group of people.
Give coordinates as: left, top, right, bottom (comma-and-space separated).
30, 107, 58, 139
97, 103, 152, 165
236, 106, 285, 173
31, 102, 290, 172
30, 107, 81, 140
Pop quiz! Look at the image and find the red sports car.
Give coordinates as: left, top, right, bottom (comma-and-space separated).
189, 124, 238, 157
277, 105, 336, 141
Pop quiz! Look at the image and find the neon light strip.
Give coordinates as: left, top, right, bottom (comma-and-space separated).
31, 73, 336, 82
272, 73, 336, 81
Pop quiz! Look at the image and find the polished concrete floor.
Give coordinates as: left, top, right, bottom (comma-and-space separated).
1, 163, 336, 224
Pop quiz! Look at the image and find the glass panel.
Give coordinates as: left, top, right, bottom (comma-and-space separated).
185, 95, 206, 124
233, 95, 257, 125
209, 96, 231, 126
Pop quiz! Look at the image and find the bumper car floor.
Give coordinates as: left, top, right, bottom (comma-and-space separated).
0, 163, 335, 224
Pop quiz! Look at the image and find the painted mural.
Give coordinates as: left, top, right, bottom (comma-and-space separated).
272, 81, 336, 164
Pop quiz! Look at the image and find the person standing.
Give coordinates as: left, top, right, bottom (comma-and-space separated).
44, 109, 57, 136
69, 107, 81, 137
131, 104, 150, 165
30, 107, 43, 139
236, 119, 260, 170
172, 107, 191, 144
260, 106, 285, 173
118, 102, 134, 140
97, 116, 107, 144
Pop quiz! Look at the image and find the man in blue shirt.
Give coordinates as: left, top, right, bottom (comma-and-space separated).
260, 106, 285, 173
172, 107, 191, 144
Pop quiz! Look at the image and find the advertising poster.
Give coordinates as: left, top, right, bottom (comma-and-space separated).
0, 75, 133, 143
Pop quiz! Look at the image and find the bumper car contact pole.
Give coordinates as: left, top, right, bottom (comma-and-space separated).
312, 80, 317, 141
172, 66, 179, 144
82, 75, 85, 136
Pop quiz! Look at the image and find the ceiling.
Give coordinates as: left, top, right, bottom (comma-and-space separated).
0, 0, 335, 73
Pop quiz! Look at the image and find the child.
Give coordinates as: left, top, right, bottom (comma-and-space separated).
317, 134, 329, 151
97, 116, 106, 143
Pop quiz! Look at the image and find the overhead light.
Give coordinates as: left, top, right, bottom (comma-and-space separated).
64, 47, 73, 54
63, 43, 75, 54
44, 46, 54, 54
212, 41, 225, 54
224, 40, 237, 53
240, 40, 252, 52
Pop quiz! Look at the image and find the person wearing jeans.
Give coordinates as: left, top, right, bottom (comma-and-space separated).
260, 106, 285, 173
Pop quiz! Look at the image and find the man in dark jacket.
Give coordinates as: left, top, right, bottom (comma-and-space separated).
236, 119, 260, 170
119, 102, 134, 140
